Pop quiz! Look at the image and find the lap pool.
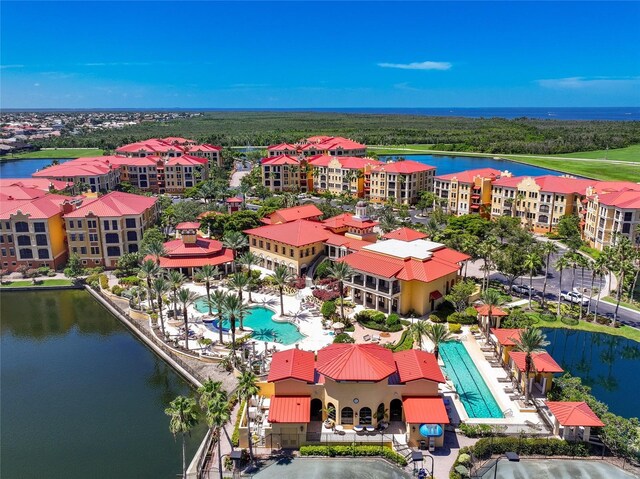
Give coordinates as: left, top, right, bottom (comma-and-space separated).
194, 300, 305, 345
439, 341, 503, 418
252, 457, 412, 479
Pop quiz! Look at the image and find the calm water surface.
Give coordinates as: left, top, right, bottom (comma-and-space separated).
0, 158, 71, 178
1, 290, 207, 479
542, 328, 640, 419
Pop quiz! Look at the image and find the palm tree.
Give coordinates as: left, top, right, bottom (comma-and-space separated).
195, 265, 219, 315
222, 231, 248, 272
511, 327, 550, 400
326, 261, 354, 321
477, 237, 498, 292
204, 392, 230, 479
539, 241, 559, 308
165, 395, 199, 479
270, 265, 293, 316
237, 251, 259, 302
228, 273, 250, 329
481, 289, 504, 332
237, 369, 259, 464
166, 269, 187, 319
378, 212, 398, 233
139, 259, 159, 313
410, 320, 429, 350
612, 236, 634, 322
198, 378, 224, 410
576, 254, 590, 320
425, 323, 453, 360
554, 254, 571, 318
142, 237, 167, 266
590, 256, 607, 322
222, 293, 249, 361
208, 290, 228, 345
152, 277, 170, 338
177, 288, 199, 351
523, 250, 543, 309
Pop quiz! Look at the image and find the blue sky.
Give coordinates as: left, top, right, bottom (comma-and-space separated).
1, 1, 639, 108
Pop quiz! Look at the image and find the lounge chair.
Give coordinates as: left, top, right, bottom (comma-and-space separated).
363, 334, 371, 342
372, 334, 381, 342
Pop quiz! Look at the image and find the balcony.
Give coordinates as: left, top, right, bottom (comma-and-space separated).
539, 205, 550, 214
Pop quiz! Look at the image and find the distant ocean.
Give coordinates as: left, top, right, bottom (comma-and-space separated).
4, 107, 639, 121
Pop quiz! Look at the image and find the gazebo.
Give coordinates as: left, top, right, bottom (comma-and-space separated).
475, 304, 509, 331
546, 401, 604, 442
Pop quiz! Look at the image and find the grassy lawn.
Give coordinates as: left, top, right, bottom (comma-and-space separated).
555, 144, 640, 162
369, 144, 436, 155
1, 148, 104, 160
0, 279, 73, 288
535, 317, 640, 343
602, 296, 640, 312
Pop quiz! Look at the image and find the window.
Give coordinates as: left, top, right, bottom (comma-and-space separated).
106, 246, 121, 257
125, 218, 136, 228
9, 248, 15, 256
68, 220, 74, 229
36, 235, 48, 246
70, 234, 76, 242
38, 249, 49, 259
359, 407, 372, 425
88, 220, 97, 229
90, 247, 100, 255
76, 220, 82, 228
112, 220, 118, 230
290, 248, 294, 257
103, 220, 110, 230
105, 233, 119, 244
89, 234, 98, 242
78, 234, 85, 242
341, 407, 354, 425
127, 231, 137, 242
15, 222, 29, 232
128, 244, 139, 253
80, 247, 87, 255
17, 235, 31, 246
0, 235, 3, 243
1, 249, 5, 256
34, 222, 46, 232
19, 248, 33, 259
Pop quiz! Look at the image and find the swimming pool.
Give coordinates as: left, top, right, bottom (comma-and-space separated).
194, 300, 305, 345
439, 341, 503, 418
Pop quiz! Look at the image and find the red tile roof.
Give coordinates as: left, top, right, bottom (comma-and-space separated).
372, 160, 435, 174
435, 168, 503, 182
166, 155, 208, 166
475, 305, 509, 317
324, 233, 372, 251
155, 250, 234, 269
268, 396, 311, 423
63, 191, 157, 218
316, 344, 396, 382
187, 144, 221, 152
490, 328, 522, 346
267, 143, 298, 151
597, 189, 640, 209
0, 178, 71, 192
269, 204, 323, 223
261, 155, 301, 166
382, 227, 428, 242
395, 257, 461, 282
175, 222, 201, 230
0, 185, 48, 201
308, 155, 380, 169
510, 351, 563, 373
32, 156, 118, 178
0, 194, 72, 220
245, 220, 330, 247
546, 401, 604, 427
394, 350, 445, 384
162, 137, 193, 145
339, 250, 404, 278
493, 175, 594, 195
226, 197, 243, 203
322, 213, 378, 230
151, 236, 235, 268
402, 397, 450, 424
267, 349, 315, 383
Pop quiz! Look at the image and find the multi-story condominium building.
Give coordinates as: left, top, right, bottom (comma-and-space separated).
434, 168, 507, 217
260, 204, 323, 225
583, 184, 640, 250
308, 155, 381, 197
164, 155, 209, 193
116, 138, 222, 168
261, 155, 309, 193
63, 192, 158, 268
0, 187, 77, 271
32, 156, 121, 193
267, 136, 367, 158
368, 160, 436, 204
186, 144, 222, 167
109, 155, 166, 193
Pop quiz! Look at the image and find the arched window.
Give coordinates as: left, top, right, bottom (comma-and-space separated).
359, 407, 372, 425
15, 222, 29, 233
376, 403, 386, 423
327, 402, 336, 420
341, 407, 353, 425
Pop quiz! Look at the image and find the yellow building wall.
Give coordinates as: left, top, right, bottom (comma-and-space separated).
47, 214, 68, 262
399, 273, 458, 316
248, 237, 325, 274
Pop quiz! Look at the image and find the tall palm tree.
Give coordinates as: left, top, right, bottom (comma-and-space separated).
326, 261, 354, 321
576, 254, 590, 321
165, 395, 199, 479
139, 259, 159, 313
237, 251, 259, 302
523, 250, 543, 309
222, 293, 249, 361
554, 254, 571, 318
142, 237, 167, 266
177, 288, 199, 351
222, 231, 248, 272
207, 290, 228, 345
591, 255, 607, 322
425, 323, 453, 360
477, 237, 498, 292
270, 265, 293, 316
511, 327, 550, 400
237, 369, 259, 464
410, 320, 429, 350
152, 276, 170, 338
198, 378, 224, 410
195, 265, 219, 315
204, 392, 230, 479
539, 241, 559, 308
612, 236, 634, 322
378, 212, 399, 233
166, 269, 187, 319
481, 289, 504, 332
228, 273, 250, 330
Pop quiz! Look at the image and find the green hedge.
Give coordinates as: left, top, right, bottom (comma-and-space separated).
387, 329, 414, 352
361, 320, 403, 332
299, 445, 407, 467
231, 399, 247, 447
471, 437, 591, 460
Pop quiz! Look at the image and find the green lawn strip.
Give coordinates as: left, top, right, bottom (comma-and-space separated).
0, 279, 73, 288
601, 296, 640, 312
533, 316, 640, 343
2, 148, 104, 160
369, 144, 436, 155
555, 144, 640, 162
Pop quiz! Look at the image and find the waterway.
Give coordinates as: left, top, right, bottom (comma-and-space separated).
0, 289, 207, 479
542, 328, 640, 419
0, 157, 72, 178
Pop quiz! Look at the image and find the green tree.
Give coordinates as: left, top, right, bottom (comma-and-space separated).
222, 293, 249, 361
152, 276, 170, 338
554, 253, 571, 318
138, 259, 159, 313
166, 269, 187, 319
591, 255, 608, 322
63, 253, 84, 280
557, 215, 583, 250
523, 249, 543, 309
141, 237, 167, 266
410, 320, 429, 350
194, 265, 219, 315
539, 241, 559, 308
203, 391, 231, 479
165, 395, 199, 479
222, 231, 248, 271
270, 265, 293, 316
236, 251, 259, 302
140, 226, 165, 251
425, 323, 453, 360
236, 369, 260, 464
115, 252, 142, 277
326, 261, 354, 321
480, 288, 505, 332
207, 290, 228, 345
511, 327, 550, 401
228, 272, 250, 329
444, 279, 476, 313
177, 288, 199, 351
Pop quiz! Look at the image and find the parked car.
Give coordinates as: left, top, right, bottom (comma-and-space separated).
560, 290, 590, 305
511, 284, 537, 296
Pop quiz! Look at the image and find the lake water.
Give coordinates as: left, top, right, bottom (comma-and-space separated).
0, 158, 72, 178
542, 328, 640, 419
0, 290, 207, 479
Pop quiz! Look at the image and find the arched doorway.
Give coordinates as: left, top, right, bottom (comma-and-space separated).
310, 398, 323, 421
359, 407, 372, 425
341, 407, 354, 425
390, 398, 403, 422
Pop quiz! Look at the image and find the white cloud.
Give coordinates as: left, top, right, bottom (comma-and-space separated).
393, 82, 420, 92
0, 64, 24, 69
378, 61, 451, 71
33, 83, 40, 87
537, 76, 640, 89
81, 62, 151, 67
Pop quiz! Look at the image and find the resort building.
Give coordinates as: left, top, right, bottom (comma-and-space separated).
163, 155, 209, 194
63, 192, 158, 268
108, 155, 166, 193
0, 188, 78, 271
243, 344, 449, 449
116, 137, 222, 168
368, 160, 436, 205
545, 401, 604, 442
261, 155, 309, 193
308, 155, 381, 198
434, 168, 507, 217
260, 204, 323, 225
152, 222, 235, 276
489, 328, 522, 365
32, 156, 121, 193
381, 227, 428, 242
267, 136, 367, 158
509, 351, 563, 395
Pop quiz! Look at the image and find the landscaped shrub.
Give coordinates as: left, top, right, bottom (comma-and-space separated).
386, 313, 400, 327
119, 276, 141, 287
99, 274, 109, 290
459, 423, 496, 438
111, 285, 124, 296
37, 266, 52, 276
561, 316, 579, 325
471, 437, 591, 460
386, 329, 414, 352
448, 311, 476, 325
299, 445, 407, 467
372, 311, 386, 324
291, 276, 306, 289
430, 314, 446, 324
333, 333, 355, 343
16, 265, 29, 278
321, 301, 336, 318
449, 323, 462, 334
314, 259, 332, 279
26, 268, 40, 278
457, 453, 471, 465
231, 399, 247, 447
312, 289, 339, 302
